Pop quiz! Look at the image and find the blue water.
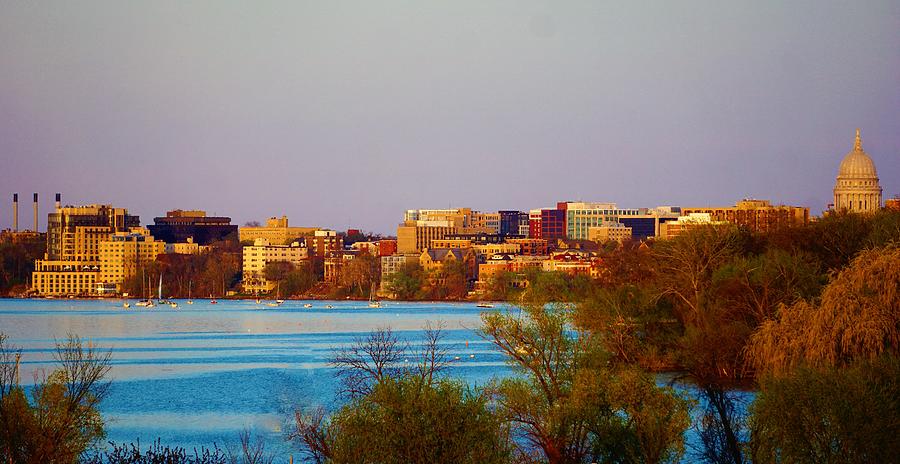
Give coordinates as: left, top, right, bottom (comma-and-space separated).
0, 299, 750, 462
0, 299, 511, 460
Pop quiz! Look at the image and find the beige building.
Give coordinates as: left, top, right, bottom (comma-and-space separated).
164, 237, 208, 255
473, 243, 521, 260
658, 213, 724, 239
431, 238, 474, 249
33, 204, 140, 296
681, 199, 808, 234
239, 216, 319, 245
419, 248, 478, 284
471, 212, 501, 234
98, 228, 166, 292
833, 129, 882, 214
308, 229, 343, 257
397, 220, 460, 254
242, 238, 309, 294
588, 223, 633, 244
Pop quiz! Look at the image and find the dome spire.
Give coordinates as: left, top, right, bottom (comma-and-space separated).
854, 128, 862, 151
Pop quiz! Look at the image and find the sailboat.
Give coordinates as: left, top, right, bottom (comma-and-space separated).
136, 270, 154, 307
267, 282, 283, 307
157, 275, 171, 305
367, 282, 381, 308
186, 281, 193, 304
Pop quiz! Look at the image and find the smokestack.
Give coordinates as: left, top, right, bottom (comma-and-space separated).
12, 193, 18, 232
55, 193, 61, 210
33, 193, 38, 232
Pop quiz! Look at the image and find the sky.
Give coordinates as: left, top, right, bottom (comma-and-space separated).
1, 1, 898, 235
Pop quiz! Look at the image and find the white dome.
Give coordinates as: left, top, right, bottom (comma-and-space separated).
837, 129, 878, 179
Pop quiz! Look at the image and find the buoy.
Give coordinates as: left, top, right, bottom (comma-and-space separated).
470, 354, 475, 358
465, 340, 469, 348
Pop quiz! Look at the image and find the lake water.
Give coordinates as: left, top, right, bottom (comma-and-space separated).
0, 298, 510, 460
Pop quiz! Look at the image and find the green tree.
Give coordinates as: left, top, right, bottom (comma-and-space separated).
749, 355, 900, 463
293, 325, 511, 464
0, 333, 111, 464
481, 302, 690, 464
748, 244, 900, 375
384, 262, 425, 300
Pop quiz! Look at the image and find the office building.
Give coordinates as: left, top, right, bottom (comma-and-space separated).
148, 210, 237, 245
98, 228, 166, 293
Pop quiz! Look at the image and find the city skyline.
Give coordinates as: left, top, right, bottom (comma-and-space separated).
2, 1, 899, 234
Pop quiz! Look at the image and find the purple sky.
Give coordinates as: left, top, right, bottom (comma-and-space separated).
2, 1, 899, 235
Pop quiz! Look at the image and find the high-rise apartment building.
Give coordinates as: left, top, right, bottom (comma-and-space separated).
34, 204, 141, 296
242, 238, 309, 294
98, 228, 165, 293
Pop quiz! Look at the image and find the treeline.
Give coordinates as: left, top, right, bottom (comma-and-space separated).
0, 238, 45, 296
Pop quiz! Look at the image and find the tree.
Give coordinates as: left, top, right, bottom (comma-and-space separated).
294, 324, 510, 464
0, 333, 111, 464
384, 262, 426, 300
747, 244, 900, 375
480, 302, 690, 464
338, 252, 380, 297
749, 355, 900, 463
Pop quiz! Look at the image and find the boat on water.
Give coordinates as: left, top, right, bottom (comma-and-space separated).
367, 282, 382, 308
157, 275, 171, 305
169, 302, 178, 309
303, 303, 312, 308
136, 269, 154, 307
325, 304, 334, 309
476, 302, 495, 308
186, 281, 193, 304
122, 302, 130, 309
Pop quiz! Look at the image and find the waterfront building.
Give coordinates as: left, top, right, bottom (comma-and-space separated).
542, 249, 601, 277
241, 238, 308, 294
682, 199, 808, 234
397, 220, 460, 254
307, 229, 343, 257
98, 228, 166, 293
833, 129, 882, 213
588, 223, 633, 244
350, 239, 398, 257
238, 216, 319, 246
324, 250, 356, 284
380, 253, 420, 290
419, 247, 478, 284
540, 208, 566, 240
148, 210, 237, 245
33, 204, 140, 296
477, 254, 545, 286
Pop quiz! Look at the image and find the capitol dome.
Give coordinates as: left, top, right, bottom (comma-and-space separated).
833, 129, 882, 213
837, 130, 878, 178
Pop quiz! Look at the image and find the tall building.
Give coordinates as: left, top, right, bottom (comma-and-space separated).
46, 205, 139, 261
471, 211, 501, 234
307, 229, 343, 257
33, 204, 141, 296
98, 228, 166, 293
833, 129, 882, 213
148, 210, 237, 245
682, 199, 808, 234
241, 238, 308, 294
238, 216, 319, 245
397, 220, 459, 254
499, 210, 528, 236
